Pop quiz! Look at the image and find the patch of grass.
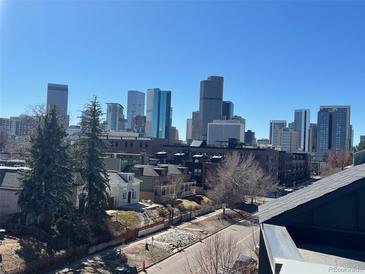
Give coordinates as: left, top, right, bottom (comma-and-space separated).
177, 199, 201, 211
114, 211, 141, 230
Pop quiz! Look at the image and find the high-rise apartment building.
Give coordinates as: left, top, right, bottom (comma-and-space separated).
199, 76, 224, 140
127, 90, 145, 130
317, 105, 351, 159
106, 103, 126, 131
145, 88, 171, 139
294, 109, 310, 152
222, 101, 234, 120
269, 120, 287, 148
47, 83, 69, 126
0, 115, 36, 137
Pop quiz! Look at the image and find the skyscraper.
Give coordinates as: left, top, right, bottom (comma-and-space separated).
199, 76, 224, 140
191, 111, 201, 140
169, 126, 179, 142
131, 115, 146, 135
281, 128, 300, 153
47, 83, 69, 126
186, 118, 192, 142
106, 103, 126, 131
309, 123, 318, 153
145, 88, 171, 139
294, 109, 310, 152
269, 120, 287, 147
361, 135, 365, 144
317, 105, 351, 159
222, 101, 234, 120
127, 90, 145, 130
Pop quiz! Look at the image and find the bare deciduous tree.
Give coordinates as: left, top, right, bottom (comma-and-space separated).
4, 139, 31, 160
322, 150, 352, 176
184, 234, 240, 274
244, 228, 260, 273
207, 152, 275, 207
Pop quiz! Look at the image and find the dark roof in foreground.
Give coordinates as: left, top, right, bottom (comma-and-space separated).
259, 164, 365, 223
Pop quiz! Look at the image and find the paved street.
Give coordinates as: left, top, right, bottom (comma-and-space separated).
145, 220, 259, 274
52, 209, 255, 273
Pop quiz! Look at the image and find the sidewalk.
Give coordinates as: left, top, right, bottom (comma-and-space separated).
53, 208, 245, 273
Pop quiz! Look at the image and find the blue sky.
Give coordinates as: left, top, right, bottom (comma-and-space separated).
0, 1, 364, 143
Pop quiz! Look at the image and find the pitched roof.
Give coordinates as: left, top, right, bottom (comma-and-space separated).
259, 164, 365, 223
159, 164, 183, 175
0, 169, 23, 189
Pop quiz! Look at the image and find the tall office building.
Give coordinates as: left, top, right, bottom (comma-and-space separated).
191, 111, 201, 140
309, 123, 318, 153
131, 115, 146, 135
207, 120, 244, 146
317, 105, 351, 159
269, 120, 287, 148
169, 126, 179, 142
145, 88, 171, 139
222, 101, 234, 120
106, 103, 126, 131
127, 90, 145, 130
281, 128, 300, 153
361, 135, 365, 144
47, 83, 69, 126
294, 109, 310, 152
244, 130, 256, 146
199, 76, 224, 140
186, 118, 192, 142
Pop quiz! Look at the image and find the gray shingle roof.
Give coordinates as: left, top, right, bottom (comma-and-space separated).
0, 169, 23, 189
259, 164, 365, 223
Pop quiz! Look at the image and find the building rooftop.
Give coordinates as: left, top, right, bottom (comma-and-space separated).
259, 164, 365, 223
190, 140, 204, 147
0, 169, 23, 190
261, 224, 365, 274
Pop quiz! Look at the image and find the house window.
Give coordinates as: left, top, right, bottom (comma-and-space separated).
132, 191, 136, 199
123, 192, 126, 199
194, 168, 202, 176
162, 188, 166, 196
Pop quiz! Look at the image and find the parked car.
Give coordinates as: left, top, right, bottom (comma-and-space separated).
114, 265, 138, 274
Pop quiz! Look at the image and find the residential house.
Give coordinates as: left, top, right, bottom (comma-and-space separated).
133, 164, 196, 203
0, 166, 29, 224
108, 172, 141, 208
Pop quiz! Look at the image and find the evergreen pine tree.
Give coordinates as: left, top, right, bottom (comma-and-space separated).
18, 108, 74, 230
79, 97, 110, 219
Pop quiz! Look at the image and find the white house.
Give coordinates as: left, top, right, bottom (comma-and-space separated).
108, 172, 141, 208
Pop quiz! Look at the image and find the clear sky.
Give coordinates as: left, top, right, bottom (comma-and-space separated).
0, 1, 364, 143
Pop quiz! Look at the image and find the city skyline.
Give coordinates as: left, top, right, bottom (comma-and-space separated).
1, 1, 365, 143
